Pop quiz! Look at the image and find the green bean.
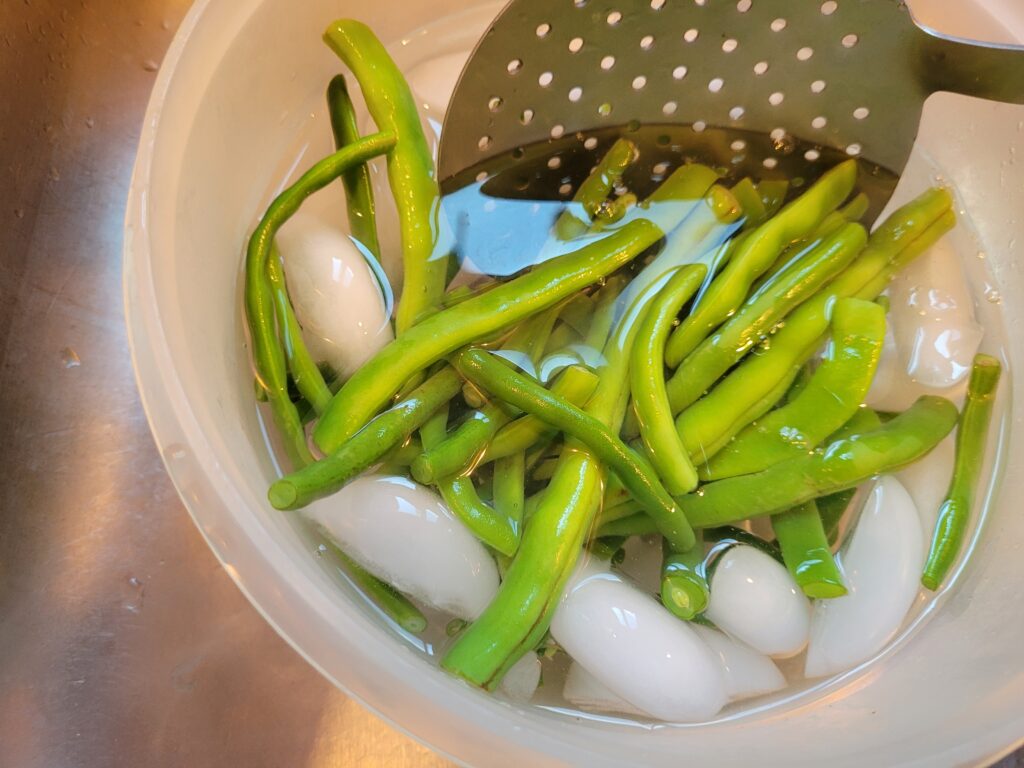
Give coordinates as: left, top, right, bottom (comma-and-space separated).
419, 401, 520, 557
731, 177, 768, 228
327, 542, 427, 634
442, 260, 673, 688
922, 354, 1002, 590
589, 536, 627, 561
265, 246, 333, 415
840, 192, 870, 222
661, 534, 709, 621
314, 220, 662, 454
757, 179, 789, 217
597, 512, 660, 538
268, 367, 460, 509
772, 501, 847, 599
555, 138, 636, 240
246, 132, 396, 466
631, 265, 707, 494
593, 499, 645, 529
494, 452, 526, 527
667, 222, 867, 412
323, 20, 444, 332
665, 160, 858, 367
681, 396, 959, 528
411, 400, 515, 484
701, 297, 886, 479
326, 74, 381, 260
481, 365, 600, 463
453, 347, 696, 552
674, 188, 954, 462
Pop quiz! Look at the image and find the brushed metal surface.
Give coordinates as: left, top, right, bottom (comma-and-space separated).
0, 1, 449, 766
0, 0, 1017, 766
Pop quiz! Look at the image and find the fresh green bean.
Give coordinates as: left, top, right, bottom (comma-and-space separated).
323, 20, 444, 332
681, 396, 959, 528
922, 354, 1002, 590
246, 132, 396, 466
772, 501, 847, 599
268, 367, 460, 509
265, 246, 333, 415
453, 347, 696, 552
674, 188, 954, 462
701, 297, 886, 479
326, 74, 381, 260
631, 265, 707, 494
813, 407, 884, 543
480, 365, 600, 463
494, 452, 526, 527
661, 534, 709, 621
667, 222, 867, 412
314, 220, 663, 454
593, 499, 645, 529
328, 542, 427, 634
411, 399, 516, 484
840, 192, 870, 222
731, 177, 768, 228
555, 138, 636, 240
665, 160, 857, 366
419, 402, 520, 557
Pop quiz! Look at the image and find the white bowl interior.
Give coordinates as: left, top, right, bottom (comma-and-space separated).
124, 0, 1024, 764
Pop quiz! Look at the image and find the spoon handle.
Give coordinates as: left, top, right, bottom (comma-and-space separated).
916, 25, 1024, 105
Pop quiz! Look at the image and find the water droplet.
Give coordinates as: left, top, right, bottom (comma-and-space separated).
48, 166, 60, 181
122, 576, 145, 613
143, 59, 159, 72
976, 250, 986, 260
161, 20, 171, 30
771, 131, 796, 155
316, 543, 328, 557
84, 116, 94, 129
14, 208, 24, 219
984, 286, 1002, 304
60, 347, 80, 368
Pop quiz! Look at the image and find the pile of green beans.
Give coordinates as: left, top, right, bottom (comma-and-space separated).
242, 17, 1004, 694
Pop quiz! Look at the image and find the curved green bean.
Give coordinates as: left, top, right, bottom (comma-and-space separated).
323, 20, 443, 332
411, 399, 515, 484
493, 452, 526, 527
771, 501, 847, 599
757, 179, 789, 217
731, 177, 768, 228
665, 159, 858, 367
701, 297, 885, 479
667, 221, 867, 412
326, 74, 381, 260
480, 365, 599, 463
681, 396, 959, 528
555, 138, 636, 240
268, 367, 460, 510
328, 542, 427, 634
674, 188, 954, 463
265, 246, 333, 415
314, 220, 662, 454
453, 347, 695, 552
922, 354, 1002, 590
631, 265, 707, 494
246, 132, 396, 466
814, 407, 883, 543
596, 512, 660, 538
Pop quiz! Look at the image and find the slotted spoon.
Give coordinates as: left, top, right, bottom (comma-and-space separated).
438, 0, 1024, 214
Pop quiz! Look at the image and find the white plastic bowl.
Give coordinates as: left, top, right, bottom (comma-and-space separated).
124, 1, 1024, 764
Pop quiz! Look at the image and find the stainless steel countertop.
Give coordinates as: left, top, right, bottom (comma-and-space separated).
0, 1, 1017, 766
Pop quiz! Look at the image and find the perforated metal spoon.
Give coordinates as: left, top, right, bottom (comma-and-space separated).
438, 0, 1024, 215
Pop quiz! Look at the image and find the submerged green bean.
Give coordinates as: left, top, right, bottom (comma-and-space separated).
314, 220, 662, 454
922, 354, 1002, 590
772, 501, 847, 599
555, 138, 636, 240
667, 221, 867, 412
701, 297, 885, 479
661, 534, 709, 621
268, 367, 460, 510
681, 396, 959, 528
665, 160, 858, 367
323, 20, 444, 332
326, 74, 381, 260
246, 132, 396, 467
328, 542, 427, 634
631, 265, 707, 495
